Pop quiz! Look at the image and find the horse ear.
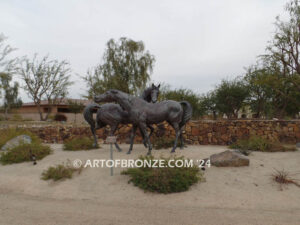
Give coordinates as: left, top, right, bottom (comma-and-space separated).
157, 84, 160, 88
152, 83, 155, 88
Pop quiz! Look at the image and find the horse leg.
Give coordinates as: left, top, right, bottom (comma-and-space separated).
139, 127, 147, 148
90, 126, 98, 148
170, 123, 180, 153
128, 125, 137, 154
139, 123, 152, 155
110, 123, 122, 152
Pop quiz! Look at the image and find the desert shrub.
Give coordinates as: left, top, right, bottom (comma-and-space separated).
54, 114, 67, 122
152, 136, 175, 150
121, 155, 203, 194
0, 128, 52, 165
0, 143, 52, 165
229, 136, 296, 152
0, 128, 41, 149
41, 160, 83, 181
63, 137, 98, 151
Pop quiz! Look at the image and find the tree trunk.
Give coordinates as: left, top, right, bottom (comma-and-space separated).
36, 103, 45, 121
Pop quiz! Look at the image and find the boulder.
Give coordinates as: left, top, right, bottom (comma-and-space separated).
210, 150, 249, 167
1, 135, 32, 151
296, 142, 300, 148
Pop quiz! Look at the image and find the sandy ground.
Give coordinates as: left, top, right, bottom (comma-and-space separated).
0, 144, 300, 225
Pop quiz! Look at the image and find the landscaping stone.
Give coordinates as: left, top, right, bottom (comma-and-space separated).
1, 135, 32, 151
210, 150, 249, 167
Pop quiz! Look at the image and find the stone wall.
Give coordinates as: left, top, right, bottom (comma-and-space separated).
1, 120, 299, 145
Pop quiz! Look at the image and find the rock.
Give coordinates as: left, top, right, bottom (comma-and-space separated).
1, 135, 32, 151
296, 142, 300, 148
210, 150, 249, 167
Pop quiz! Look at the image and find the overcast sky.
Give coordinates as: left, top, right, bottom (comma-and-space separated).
0, 0, 288, 102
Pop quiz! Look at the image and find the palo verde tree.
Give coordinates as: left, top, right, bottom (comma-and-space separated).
18, 54, 73, 121
84, 37, 155, 97
0, 73, 22, 119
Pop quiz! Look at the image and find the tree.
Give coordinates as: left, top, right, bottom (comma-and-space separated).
68, 100, 85, 124
213, 79, 249, 119
160, 86, 204, 119
200, 91, 218, 119
84, 37, 155, 97
0, 33, 18, 74
244, 65, 274, 118
260, 0, 300, 116
18, 54, 73, 121
0, 73, 22, 119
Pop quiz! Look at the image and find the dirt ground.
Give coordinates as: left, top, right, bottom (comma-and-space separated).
0, 144, 300, 225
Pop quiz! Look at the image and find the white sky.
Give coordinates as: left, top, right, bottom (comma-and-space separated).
0, 0, 288, 102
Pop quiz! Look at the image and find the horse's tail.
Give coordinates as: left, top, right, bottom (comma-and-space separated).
179, 101, 193, 128
83, 103, 101, 128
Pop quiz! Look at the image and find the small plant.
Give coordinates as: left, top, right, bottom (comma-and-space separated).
271, 169, 300, 190
121, 155, 203, 194
41, 160, 83, 181
229, 136, 296, 152
152, 136, 175, 150
63, 137, 98, 151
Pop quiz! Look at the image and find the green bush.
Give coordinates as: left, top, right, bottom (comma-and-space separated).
0, 128, 41, 148
63, 137, 98, 151
121, 155, 203, 194
0, 144, 52, 165
152, 136, 175, 150
0, 115, 4, 121
0, 128, 52, 165
229, 136, 297, 152
41, 161, 83, 181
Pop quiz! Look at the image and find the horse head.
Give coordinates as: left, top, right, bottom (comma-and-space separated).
149, 83, 160, 103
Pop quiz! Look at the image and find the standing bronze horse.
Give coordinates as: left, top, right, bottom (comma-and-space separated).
84, 84, 160, 151
94, 89, 192, 155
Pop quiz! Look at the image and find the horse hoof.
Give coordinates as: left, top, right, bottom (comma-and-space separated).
118, 149, 122, 152
146, 152, 151, 156
170, 150, 175, 153
126, 151, 131, 155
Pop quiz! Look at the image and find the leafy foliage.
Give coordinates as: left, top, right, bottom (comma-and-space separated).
0, 143, 52, 165
213, 78, 249, 119
160, 86, 203, 119
84, 37, 155, 97
0, 129, 52, 165
0, 73, 22, 119
229, 136, 297, 152
41, 160, 83, 181
63, 137, 98, 151
121, 155, 203, 194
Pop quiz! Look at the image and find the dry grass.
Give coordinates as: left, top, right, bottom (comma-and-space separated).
271, 169, 300, 190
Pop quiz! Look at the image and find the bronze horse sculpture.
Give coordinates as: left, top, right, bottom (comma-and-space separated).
94, 89, 192, 155
84, 84, 160, 151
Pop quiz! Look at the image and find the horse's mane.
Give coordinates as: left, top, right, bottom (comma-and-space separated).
140, 87, 152, 102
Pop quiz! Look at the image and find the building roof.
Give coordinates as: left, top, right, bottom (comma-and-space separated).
22, 98, 92, 107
